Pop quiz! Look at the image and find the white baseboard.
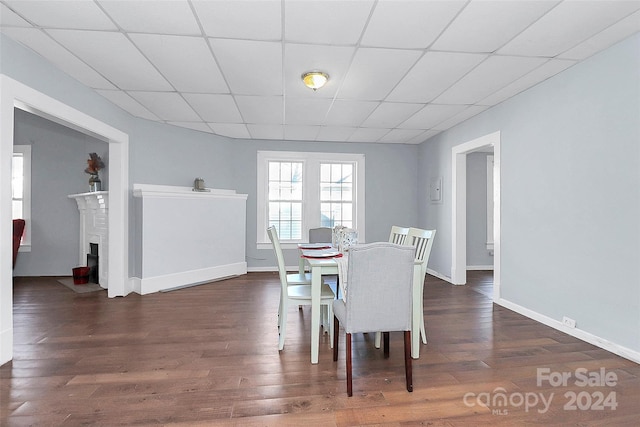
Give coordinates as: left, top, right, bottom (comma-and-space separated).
495, 297, 640, 364
0, 327, 12, 366
426, 268, 453, 283
467, 265, 494, 271
132, 262, 247, 295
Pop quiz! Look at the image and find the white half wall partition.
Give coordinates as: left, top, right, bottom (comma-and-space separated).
132, 184, 248, 294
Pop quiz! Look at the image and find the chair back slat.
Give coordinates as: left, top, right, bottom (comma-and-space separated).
389, 226, 409, 245
405, 227, 437, 270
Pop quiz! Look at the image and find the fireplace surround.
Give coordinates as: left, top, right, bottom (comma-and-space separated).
68, 191, 108, 287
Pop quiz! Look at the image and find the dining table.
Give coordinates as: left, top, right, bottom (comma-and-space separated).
298, 244, 425, 363
298, 244, 339, 364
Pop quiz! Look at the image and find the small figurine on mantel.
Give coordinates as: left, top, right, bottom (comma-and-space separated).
85, 153, 105, 192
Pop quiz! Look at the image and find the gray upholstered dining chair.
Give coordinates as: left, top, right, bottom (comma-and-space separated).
332, 242, 415, 396
308, 227, 333, 243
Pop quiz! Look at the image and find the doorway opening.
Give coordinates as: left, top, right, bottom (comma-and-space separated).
451, 131, 501, 301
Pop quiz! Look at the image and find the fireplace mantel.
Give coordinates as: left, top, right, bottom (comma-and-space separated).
68, 191, 109, 287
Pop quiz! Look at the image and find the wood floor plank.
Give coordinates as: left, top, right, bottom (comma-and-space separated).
2, 272, 638, 426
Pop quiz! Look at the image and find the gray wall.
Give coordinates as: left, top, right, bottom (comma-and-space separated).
419, 34, 640, 352
4, 31, 638, 356
467, 152, 494, 268
2, 34, 419, 278
13, 109, 108, 276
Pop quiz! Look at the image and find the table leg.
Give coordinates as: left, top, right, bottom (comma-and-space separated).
311, 265, 322, 364
298, 255, 305, 275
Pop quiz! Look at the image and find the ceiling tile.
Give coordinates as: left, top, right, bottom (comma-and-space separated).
208, 123, 251, 139
348, 127, 390, 143
432, 105, 490, 131
479, 59, 577, 106
235, 96, 283, 124
46, 29, 172, 91
284, 125, 321, 141
399, 104, 468, 130
0, 3, 31, 27
285, 0, 374, 45
247, 124, 283, 140
285, 97, 333, 125
4, 0, 116, 30
130, 34, 228, 93
406, 130, 440, 144
360, 102, 424, 128
168, 121, 214, 133
96, 89, 160, 121
98, 0, 200, 35
284, 43, 355, 99
498, 1, 640, 57
210, 39, 282, 96
128, 91, 200, 121
386, 51, 487, 103
558, 9, 640, 60
431, 0, 558, 53
2, 27, 116, 90
433, 55, 548, 105
362, 0, 465, 49
324, 99, 379, 127
317, 126, 357, 142
338, 47, 422, 100
378, 128, 425, 143
192, 0, 281, 40
182, 93, 242, 123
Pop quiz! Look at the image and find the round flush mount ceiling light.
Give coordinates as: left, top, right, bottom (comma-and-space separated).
301, 71, 329, 91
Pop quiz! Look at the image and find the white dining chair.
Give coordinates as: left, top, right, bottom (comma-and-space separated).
333, 242, 415, 396
267, 226, 335, 350
376, 227, 436, 357
389, 225, 409, 245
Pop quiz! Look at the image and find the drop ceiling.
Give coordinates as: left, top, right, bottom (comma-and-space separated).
1, 0, 638, 144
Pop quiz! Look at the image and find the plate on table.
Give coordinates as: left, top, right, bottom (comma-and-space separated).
302, 249, 341, 258
298, 243, 332, 249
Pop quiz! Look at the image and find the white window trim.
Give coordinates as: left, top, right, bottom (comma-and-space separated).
257, 151, 365, 250
13, 145, 32, 251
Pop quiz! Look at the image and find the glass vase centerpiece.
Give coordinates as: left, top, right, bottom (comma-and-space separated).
85, 152, 105, 192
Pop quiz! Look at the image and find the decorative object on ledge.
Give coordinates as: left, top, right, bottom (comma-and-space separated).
193, 177, 210, 192
85, 153, 105, 192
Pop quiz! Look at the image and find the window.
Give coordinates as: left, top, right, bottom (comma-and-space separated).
12, 145, 31, 250
258, 151, 365, 249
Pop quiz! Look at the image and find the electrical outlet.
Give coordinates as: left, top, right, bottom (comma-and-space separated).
562, 316, 576, 328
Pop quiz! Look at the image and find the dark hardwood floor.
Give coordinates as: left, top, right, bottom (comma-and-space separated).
2, 271, 638, 426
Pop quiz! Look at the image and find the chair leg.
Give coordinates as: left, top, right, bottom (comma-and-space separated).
346, 332, 353, 397
383, 332, 390, 358
374, 331, 381, 349
333, 316, 339, 361
278, 300, 287, 351
404, 330, 413, 392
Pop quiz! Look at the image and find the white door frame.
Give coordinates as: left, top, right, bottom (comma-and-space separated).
1, 75, 130, 365
451, 131, 501, 299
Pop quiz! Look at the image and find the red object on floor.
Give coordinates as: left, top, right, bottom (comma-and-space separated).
72, 266, 91, 285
